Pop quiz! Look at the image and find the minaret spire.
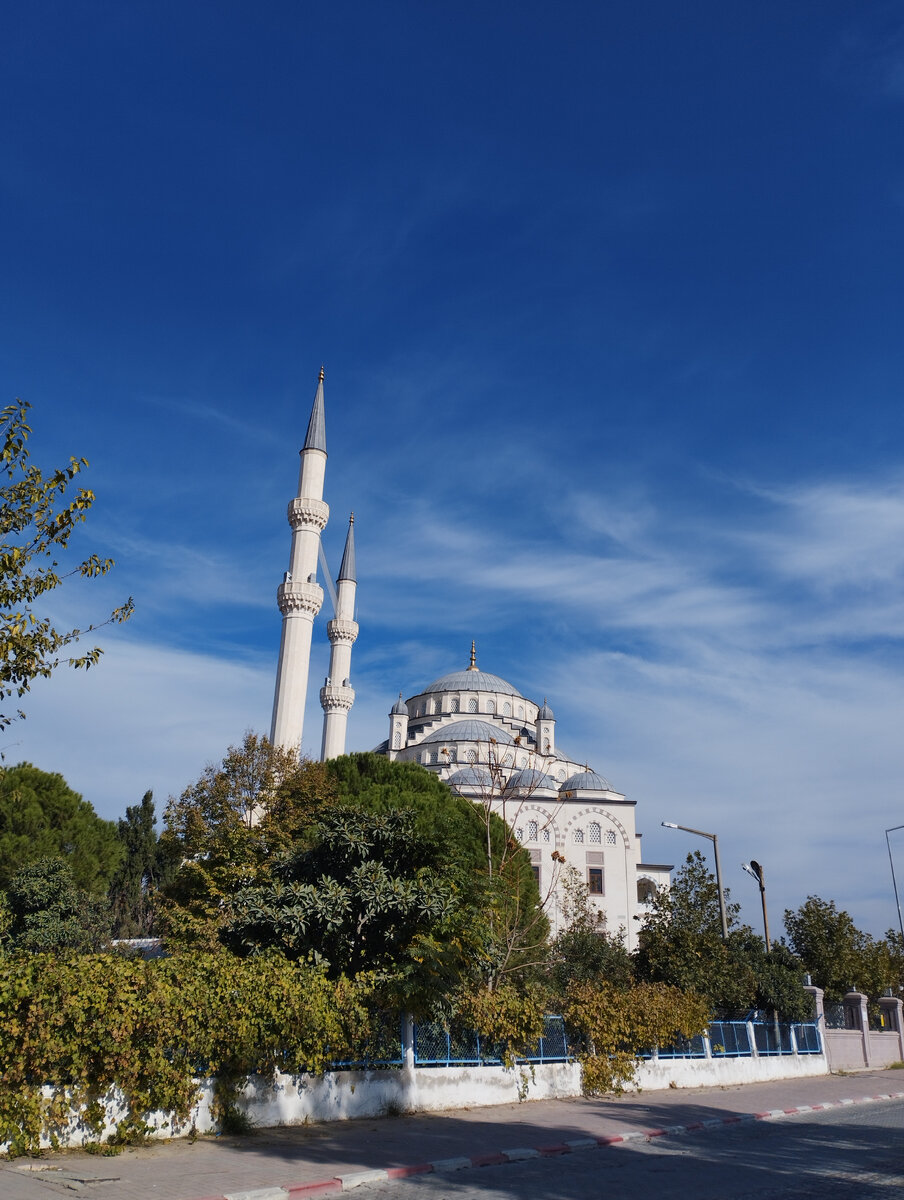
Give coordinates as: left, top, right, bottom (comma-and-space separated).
468, 639, 477, 670
320, 512, 358, 760
269, 370, 330, 755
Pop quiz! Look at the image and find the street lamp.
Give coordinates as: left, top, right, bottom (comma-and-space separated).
742, 859, 771, 951
885, 825, 904, 941
661, 821, 728, 940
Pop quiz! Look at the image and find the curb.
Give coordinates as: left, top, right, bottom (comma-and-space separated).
210, 1090, 904, 1200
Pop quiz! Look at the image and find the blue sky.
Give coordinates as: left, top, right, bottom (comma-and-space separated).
4, 2, 904, 937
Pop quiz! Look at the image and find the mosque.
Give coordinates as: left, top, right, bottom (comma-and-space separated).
268, 373, 670, 943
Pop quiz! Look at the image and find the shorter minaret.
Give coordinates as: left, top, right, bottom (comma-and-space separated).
536, 698, 556, 756
320, 513, 358, 760
270, 369, 329, 755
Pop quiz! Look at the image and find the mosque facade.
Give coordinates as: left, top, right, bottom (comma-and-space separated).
270, 374, 670, 945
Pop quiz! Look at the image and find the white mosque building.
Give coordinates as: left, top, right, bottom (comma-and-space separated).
269, 373, 670, 944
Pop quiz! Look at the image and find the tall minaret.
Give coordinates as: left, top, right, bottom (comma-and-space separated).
320, 513, 358, 759
270, 369, 329, 754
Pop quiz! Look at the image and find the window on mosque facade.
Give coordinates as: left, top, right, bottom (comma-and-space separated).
589, 822, 601, 844
544, 740, 550, 752
448, 747, 457, 762
451, 698, 460, 712
637, 879, 657, 904
468, 698, 478, 713
503, 702, 511, 716
606, 830, 617, 846
392, 733, 400, 749
543, 827, 551, 843
528, 819, 538, 841
486, 700, 495, 714
574, 829, 584, 844
532, 865, 541, 887
434, 698, 442, 714
516, 827, 523, 841
518, 705, 524, 718
588, 868, 604, 895
466, 749, 477, 763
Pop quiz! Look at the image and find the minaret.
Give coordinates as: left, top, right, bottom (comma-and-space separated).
270, 369, 329, 754
320, 514, 358, 759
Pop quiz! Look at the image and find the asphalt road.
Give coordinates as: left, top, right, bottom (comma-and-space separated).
351, 1100, 904, 1200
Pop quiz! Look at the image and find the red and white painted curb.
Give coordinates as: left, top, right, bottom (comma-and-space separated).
195, 1090, 904, 1200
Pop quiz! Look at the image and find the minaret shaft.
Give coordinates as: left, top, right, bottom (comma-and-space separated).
270, 375, 328, 755
320, 515, 358, 760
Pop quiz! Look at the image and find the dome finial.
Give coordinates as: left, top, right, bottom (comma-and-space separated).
319, 364, 325, 382
468, 639, 477, 670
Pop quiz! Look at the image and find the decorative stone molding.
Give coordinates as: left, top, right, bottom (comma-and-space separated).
320, 684, 355, 711
277, 580, 324, 617
327, 618, 359, 645
287, 497, 329, 532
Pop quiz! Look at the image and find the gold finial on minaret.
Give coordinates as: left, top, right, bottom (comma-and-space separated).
319, 364, 325, 382
468, 640, 477, 670
349, 511, 354, 525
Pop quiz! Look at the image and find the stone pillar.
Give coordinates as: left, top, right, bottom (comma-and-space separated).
878, 996, 904, 1060
843, 990, 870, 1066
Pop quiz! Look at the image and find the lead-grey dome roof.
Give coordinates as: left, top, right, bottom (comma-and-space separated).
420, 719, 514, 745
507, 767, 557, 791
560, 770, 612, 793
422, 670, 523, 697
447, 766, 493, 790
538, 700, 555, 720
391, 693, 408, 715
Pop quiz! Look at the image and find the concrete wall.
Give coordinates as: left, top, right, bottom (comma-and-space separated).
4, 1049, 832, 1154
808, 987, 904, 1072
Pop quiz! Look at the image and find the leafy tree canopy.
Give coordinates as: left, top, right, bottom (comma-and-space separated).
548, 867, 634, 998
2, 856, 110, 953
783, 895, 899, 1003
0, 762, 122, 893
108, 791, 179, 938
0, 399, 132, 730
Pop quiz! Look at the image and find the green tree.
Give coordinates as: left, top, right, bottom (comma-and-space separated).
329, 753, 548, 988
547, 867, 634, 998
108, 791, 178, 938
0, 762, 122, 893
783, 896, 895, 1002
2, 856, 110, 953
0, 399, 133, 730
159, 733, 336, 948
222, 807, 472, 1010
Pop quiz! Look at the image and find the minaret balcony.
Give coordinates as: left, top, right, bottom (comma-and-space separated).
320, 683, 355, 712
277, 579, 324, 617
326, 618, 359, 645
287, 496, 329, 532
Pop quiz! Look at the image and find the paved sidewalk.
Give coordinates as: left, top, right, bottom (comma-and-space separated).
1, 1070, 902, 1200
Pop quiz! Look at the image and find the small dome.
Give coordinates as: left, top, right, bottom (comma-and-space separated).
560, 770, 612, 794
423, 669, 523, 697
447, 766, 493, 790
420, 719, 514, 746
508, 767, 557, 792
538, 700, 555, 720
391, 693, 408, 716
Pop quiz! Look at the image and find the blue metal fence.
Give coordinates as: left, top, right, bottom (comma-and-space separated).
413, 1015, 570, 1066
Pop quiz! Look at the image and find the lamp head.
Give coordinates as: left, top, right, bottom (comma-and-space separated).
661, 821, 678, 829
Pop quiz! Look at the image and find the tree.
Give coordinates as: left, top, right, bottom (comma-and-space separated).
0, 399, 133, 729
2, 856, 110, 953
108, 791, 178, 937
158, 733, 337, 948
222, 807, 472, 1011
783, 896, 896, 1002
547, 867, 634, 997
0, 762, 122, 893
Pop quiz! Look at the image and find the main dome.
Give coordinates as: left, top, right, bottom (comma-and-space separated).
422, 670, 523, 697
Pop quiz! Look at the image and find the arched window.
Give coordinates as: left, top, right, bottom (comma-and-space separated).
516, 827, 524, 841
518, 705, 524, 719
637, 879, 657, 904
542, 827, 551, 843
574, 829, 584, 844
503, 702, 511, 717
503, 753, 513, 766
606, 830, 617, 846
466, 749, 477, 763
429, 750, 438, 764
467, 698, 478, 713
528, 820, 538, 841
392, 733, 400, 749
544, 739, 550, 753
434, 698, 442, 715
451, 698, 460, 713
557, 769, 566, 781
589, 822, 601, 844
448, 747, 457, 762
486, 700, 495, 714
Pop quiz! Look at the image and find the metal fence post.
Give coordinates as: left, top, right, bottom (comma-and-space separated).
402, 1013, 415, 1071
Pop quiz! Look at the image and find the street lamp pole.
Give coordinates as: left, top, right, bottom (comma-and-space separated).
742, 859, 771, 951
885, 824, 904, 942
662, 821, 729, 940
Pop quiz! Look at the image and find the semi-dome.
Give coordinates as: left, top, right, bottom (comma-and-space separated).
447, 766, 493, 789
560, 770, 612, 793
420, 719, 514, 745
422, 669, 523, 697
507, 767, 557, 791
391, 693, 408, 715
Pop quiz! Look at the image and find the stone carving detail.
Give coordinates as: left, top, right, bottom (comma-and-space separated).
277, 580, 323, 617
287, 497, 329, 532
320, 683, 355, 712
327, 618, 359, 645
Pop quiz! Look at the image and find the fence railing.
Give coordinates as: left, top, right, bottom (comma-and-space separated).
413, 1015, 570, 1066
